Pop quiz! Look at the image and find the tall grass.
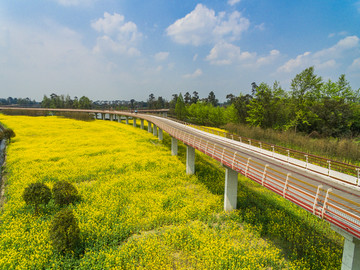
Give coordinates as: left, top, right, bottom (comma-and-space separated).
224, 123, 360, 165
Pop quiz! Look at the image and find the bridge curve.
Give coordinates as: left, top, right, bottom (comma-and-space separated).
1, 107, 360, 269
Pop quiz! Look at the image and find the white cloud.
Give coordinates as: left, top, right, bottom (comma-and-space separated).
183, 68, 203, 78
278, 35, 360, 73
154, 51, 169, 61
314, 35, 359, 59
349, 58, 360, 70
206, 41, 254, 65
255, 23, 265, 31
166, 4, 249, 46
255, 49, 280, 66
193, 54, 198, 61
53, 0, 98, 6
277, 52, 311, 72
92, 12, 142, 57
93, 35, 140, 57
228, 0, 241, 6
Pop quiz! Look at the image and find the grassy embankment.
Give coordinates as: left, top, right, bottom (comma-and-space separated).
223, 123, 360, 166
0, 115, 343, 269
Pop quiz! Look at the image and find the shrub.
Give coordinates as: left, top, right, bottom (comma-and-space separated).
0, 131, 4, 141
52, 181, 79, 207
49, 208, 81, 254
3, 128, 16, 141
22, 182, 51, 214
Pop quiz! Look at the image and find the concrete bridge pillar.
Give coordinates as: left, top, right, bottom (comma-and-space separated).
224, 166, 238, 211
158, 128, 163, 141
186, 145, 195, 175
140, 119, 144, 129
118, 116, 121, 123
153, 124, 157, 136
171, 137, 178, 156
125, 117, 129, 125
148, 122, 152, 133
332, 225, 360, 270
110, 114, 114, 121
101, 113, 105, 120
133, 118, 137, 127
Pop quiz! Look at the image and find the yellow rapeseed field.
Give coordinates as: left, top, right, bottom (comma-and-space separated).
0, 115, 342, 269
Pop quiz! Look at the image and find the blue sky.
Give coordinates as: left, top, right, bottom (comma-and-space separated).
1, 0, 360, 102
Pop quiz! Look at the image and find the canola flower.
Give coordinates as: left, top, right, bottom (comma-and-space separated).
0, 114, 342, 269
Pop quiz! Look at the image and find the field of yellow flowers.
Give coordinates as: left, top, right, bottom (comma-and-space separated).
0, 114, 343, 269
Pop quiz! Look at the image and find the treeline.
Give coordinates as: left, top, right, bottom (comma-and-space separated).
0, 97, 38, 106
174, 67, 360, 138
41, 93, 92, 109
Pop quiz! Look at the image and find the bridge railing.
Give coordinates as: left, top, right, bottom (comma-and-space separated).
152, 118, 360, 240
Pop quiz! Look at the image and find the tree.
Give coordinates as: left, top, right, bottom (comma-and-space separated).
226, 94, 236, 105
232, 94, 252, 124
175, 93, 186, 120
65, 95, 73, 108
246, 82, 289, 129
23, 182, 51, 214
191, 91, 199, 104
224, 104, 239, 123
49, 208, 81, 254
156, 96, 165, 109
207, 91, 218, 106
251, 82, 258, 96
79, 96, 92, 109
130, 99, 135, 110
73, 96, 79, 109
169, 94, 178, 109
148, 93, 155, 109
41, 95, 51, 108
184, 92, 191, 104
289, 66, 322, 132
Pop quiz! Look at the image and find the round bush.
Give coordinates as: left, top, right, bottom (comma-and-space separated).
23, 182, 51, 213
3, 128, 15, 140
49, 208, 81, 254
52, 181, 79, 207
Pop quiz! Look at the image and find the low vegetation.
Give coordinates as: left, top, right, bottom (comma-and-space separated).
224, 123, 360, 165
0, 115, 343, 269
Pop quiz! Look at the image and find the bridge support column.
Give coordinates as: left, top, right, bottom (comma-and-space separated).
118, 116, 121, 123
110, 114, 113, 121
332, 225, 360, 270
101, 113, 105, 120
148, 122, 152, 133
224, 166, 238, 211
125, 117, 129, 125
133, 118, 137, 127
186, 145, 195, 175
171, 137, 178, 156
158, 128, 163, 141
140, 119, 144, 129
153, 124, 157, 136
